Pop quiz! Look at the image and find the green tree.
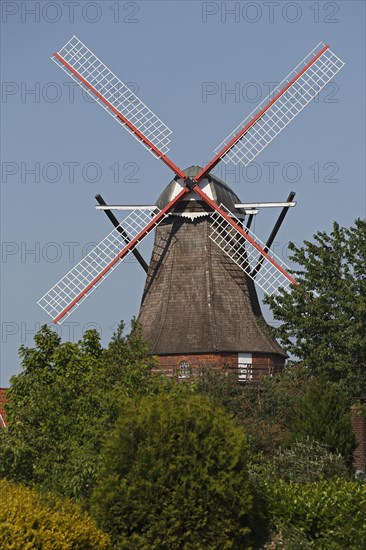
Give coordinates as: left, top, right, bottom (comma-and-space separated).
194, 366, 244, 415
266, 219, 366, 395
0, 321, 159, 501
190, 365, 310, 456
238, 367, 309, 455
289, 377, 356, 467
91, 394, 265, 549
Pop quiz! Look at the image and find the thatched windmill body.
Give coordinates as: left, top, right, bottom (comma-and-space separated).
38, 36, 344, 380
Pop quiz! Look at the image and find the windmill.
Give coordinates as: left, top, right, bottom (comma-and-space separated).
38, 36, 344, 380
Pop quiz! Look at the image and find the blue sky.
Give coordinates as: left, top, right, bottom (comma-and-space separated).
1, 0, 365, 385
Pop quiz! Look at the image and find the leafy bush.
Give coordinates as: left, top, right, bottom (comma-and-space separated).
260, 478, 366, 549
193, 366, 244, 415
289, 377, 356, 467
269, 439, 349, 483
91, 394, 265, 549
0, 479, 111, 549
192, 365, 310, 456
238, 366, 309, 455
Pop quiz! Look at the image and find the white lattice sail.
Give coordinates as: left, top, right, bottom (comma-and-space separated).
38, 208, 161, 323
209, 206, 295, 296
52, 36, 172, 157
215, 43, 345, 166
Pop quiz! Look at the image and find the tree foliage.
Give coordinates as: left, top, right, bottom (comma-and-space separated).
193, 366, 244, 415
238, 367, 309, 455
288, 377, 356, 467
266, 219, 366, 395
0, 479, 111, 549
0, 306, 361, 547
188, 365, 311, 456
0, 321, 159, 500
91, 394, 265, 549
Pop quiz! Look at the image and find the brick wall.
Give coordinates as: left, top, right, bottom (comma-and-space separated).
155, 352, 285, 381
350, 405, 366, 473
252, 354, 285, 376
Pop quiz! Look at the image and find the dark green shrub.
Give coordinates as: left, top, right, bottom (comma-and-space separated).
237, 366, 309, 455
91, 394, 265, 549
194, 366, 243, 415
289, 377, 356, 467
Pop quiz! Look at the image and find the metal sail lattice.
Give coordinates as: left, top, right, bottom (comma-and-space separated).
38, 207, 161, 323
214, 43, 345, 166
52, 36, 172, 157
209, 205, 294, 296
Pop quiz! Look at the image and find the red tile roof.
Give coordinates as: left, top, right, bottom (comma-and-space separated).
0, 388, 8, 428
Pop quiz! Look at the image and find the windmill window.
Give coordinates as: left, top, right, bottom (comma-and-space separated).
238, 353, 253, 381
178, 361, 191, 379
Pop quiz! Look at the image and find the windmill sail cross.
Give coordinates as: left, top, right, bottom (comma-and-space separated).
39, 38, 345, 323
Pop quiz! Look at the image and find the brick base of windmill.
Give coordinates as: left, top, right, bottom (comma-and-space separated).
154, 352, 285, 382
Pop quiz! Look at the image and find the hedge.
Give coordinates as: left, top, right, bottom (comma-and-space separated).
0, 480, 111, 549
263, 477, 366, 548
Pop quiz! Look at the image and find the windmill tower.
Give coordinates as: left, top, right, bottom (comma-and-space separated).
138, 166, 288, 380
38, 37, 344, 381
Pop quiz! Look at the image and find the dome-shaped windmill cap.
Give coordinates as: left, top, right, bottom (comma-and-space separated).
156, 165, 245, 217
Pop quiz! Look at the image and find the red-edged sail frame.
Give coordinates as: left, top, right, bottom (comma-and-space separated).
193, 186, 296, 285
39, 189, 190, 324
53, 49, 186, 181
195, 43, 331, 181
